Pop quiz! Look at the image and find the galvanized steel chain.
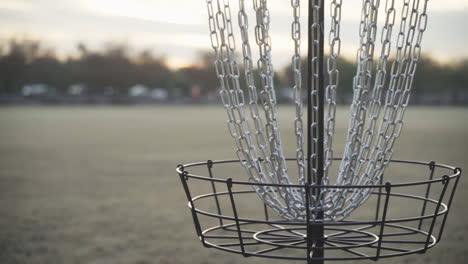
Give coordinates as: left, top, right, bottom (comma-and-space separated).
343, 0, 397, 205
337, 0, 397, 212
328, 0, 381, 220
341, 0, 430, 214
237, 0, 273, 186
291, 0, 306, 189
237, 0, 297, 219
353, 0, 396, 183
253, 0, 305, 219
341, 0, 429, 212
203, 0, 430, 221
367, 0, 429, 185
253, 0, 289, 188
206, 0, 263, 195
336, 0, 390, 213
338, 0, 380, 189
323, 0, 342, 192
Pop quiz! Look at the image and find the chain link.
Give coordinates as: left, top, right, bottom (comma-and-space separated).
204, 0, 430, 221
254, 0, 306, 218
334, 0, 430, 218
322, 0, 342, 211
291, 0, 306, 189
207, 0, 281, 214
238, 0, 301, 219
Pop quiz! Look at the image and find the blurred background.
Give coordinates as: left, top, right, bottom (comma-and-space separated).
0, 1, 467, 264
0, 0, 467, 104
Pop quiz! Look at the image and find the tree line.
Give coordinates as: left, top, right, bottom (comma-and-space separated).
0, 38, 466, 104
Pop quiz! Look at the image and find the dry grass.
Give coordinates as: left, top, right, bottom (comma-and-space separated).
0, 106, 466, 264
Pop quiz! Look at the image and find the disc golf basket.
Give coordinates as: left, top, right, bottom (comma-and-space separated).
176, 0, 462, 263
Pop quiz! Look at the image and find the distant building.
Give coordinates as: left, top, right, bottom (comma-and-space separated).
191, 85, 201, 98
128, 84, 149, 97
22, 84, 48, 96
68, 83, 87, 96
150, 88, 168, 100
104, 86, 115, 96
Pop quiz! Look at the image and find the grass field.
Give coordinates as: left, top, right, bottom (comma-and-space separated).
0, 106, 467, 264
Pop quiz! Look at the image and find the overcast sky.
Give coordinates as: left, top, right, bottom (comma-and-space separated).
0, 0, 467, 69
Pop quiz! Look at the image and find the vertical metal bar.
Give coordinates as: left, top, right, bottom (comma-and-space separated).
316, 0, 325, 191
263, 203, 270, 221
423, 175, 450, 252
307, 0, 314, 261
307, 0, 325, 263
437, 168, 462, 241
307, 1, 325, 184
374, 173, 385, 224
226, 178, 247, 256
207, 160, 224, 228
177, 167, 208, 247
305, 183, 312, 264
307, 0, 313, 185
418, 161, 436, 229
375, 182, 392, 260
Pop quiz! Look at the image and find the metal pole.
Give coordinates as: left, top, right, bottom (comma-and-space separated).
307, 0, 325, 263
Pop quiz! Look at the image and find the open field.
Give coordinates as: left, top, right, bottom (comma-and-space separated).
0, 106, 467, 264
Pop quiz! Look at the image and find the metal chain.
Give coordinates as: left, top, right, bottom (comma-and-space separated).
237, 0, 299, 219
353, 0, 395, 182
237, 0, 274, 190
341, 0, 428, 212
337, 0, 430, 217
253, 0, 287, 185
322, 0, 342, 210
367, 0, 428, 183
328, 0, 380, 220
204, 0, 430, 221
337, 0, 396, 211
253, 0, 306, 219
338, 0, 380, 186
291, 0, 306, 187
206, 0, 275, 210
334, 0, 394, 212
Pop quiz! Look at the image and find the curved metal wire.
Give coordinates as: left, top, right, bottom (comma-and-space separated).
176, 159, 461, 262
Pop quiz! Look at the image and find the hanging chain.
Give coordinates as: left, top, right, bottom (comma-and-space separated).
253, 0, 288, 186
353, 0, 396, 183
238, 0, 274, 189
367, 0, 428, 183
324, 0, 342, 185
337, 0, 430, 216
237, 0, 300, 219
338, 0, 380, 188
204, 0, 430, 221
291, 0, 306, 188
206, 0, 269, 206
254, 0, 306, 219
338, 0, 397, 209
333, 0, 397, 212
326, 0, 380, 220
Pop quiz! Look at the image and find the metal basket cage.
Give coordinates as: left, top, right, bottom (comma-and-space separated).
176, 159, 461, 262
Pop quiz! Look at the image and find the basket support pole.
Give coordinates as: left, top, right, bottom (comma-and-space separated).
307, 0, 325, 263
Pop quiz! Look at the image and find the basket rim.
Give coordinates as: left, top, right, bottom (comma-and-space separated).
176, 158, 461, 189
176, 158, 462, 261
